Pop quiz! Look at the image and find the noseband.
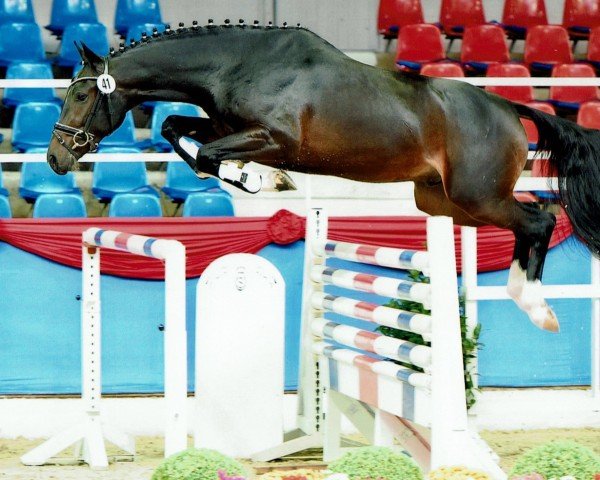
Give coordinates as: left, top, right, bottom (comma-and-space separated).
52, 59, 116, 158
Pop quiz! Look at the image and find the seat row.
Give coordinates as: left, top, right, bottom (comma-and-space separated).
395, 23, 600, 75
0, 21, 162, 70
6, 101, 199, 152
0, 0, 162, 38
379, 0, 600, 43
0, 160, 235, 219
421, 62, 599, 112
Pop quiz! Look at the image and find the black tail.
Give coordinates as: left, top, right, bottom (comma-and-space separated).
513, 102, 600, 255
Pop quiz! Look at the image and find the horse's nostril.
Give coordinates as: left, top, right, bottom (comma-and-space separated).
48, 155, 57, 168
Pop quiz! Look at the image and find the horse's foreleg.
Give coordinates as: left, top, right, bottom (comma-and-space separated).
194, 127, 296, 194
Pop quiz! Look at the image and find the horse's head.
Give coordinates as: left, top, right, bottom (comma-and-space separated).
48, 43, 128, 174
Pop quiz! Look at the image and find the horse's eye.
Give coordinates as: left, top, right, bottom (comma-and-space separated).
75, 92, 88, 102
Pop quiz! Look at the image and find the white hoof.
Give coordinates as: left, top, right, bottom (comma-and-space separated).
520, 280, 560, 332
528, 304, 560, 332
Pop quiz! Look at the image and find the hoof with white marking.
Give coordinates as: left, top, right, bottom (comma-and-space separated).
261, 170, 297, 192
520, 280, 560, 332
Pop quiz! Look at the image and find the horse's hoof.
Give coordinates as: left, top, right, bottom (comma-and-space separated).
265, 170, 297, 192
195, 171, 211, 179
528, 304, 560, 333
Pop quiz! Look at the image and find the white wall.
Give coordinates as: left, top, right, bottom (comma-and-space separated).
30, 0, 570, 52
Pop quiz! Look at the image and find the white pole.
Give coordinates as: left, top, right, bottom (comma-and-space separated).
82, 246, 101, 416
162, 241, 189, 456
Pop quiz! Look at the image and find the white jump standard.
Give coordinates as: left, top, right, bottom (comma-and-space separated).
21, 229, 187, 469
300, 209, 506, 478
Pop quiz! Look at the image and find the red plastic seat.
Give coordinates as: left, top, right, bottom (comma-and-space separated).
587, 26, 600, 69
524, 25, 573, 74
377, 0, 424, 38
420, 62, 465, 77
460, 25, 510, 73
577, 101, 600, 129
439, 0, 486, 38
525, 102, 556, 177
548, 63, 599, 109
485, 63, 534, 103
395, 24, 445, 71
502, 0, 548, 40
562, 0, 600, 40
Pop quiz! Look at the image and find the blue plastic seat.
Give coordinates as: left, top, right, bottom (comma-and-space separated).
126, 22, 165, 42
55, 23, 108, 67
162, 162, 229, 203
19, 160, 79, 203
109, 192, 162, 217
47, 0, 98, 35
0, 166, 9, 197
182, 191, 235, 217
4, 63, 61, 107
92, 148, 158, 202
32, 193, 87, 218
0, 22, 45, 66
115, 0, 162, 37
12, 102, 61, 152
0, 195, 11, 218
0, 0, 35, 24
144, 102, 200, 151
99, 111, 136, 148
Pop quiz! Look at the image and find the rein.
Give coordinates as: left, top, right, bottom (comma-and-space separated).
52, 59, 116, 158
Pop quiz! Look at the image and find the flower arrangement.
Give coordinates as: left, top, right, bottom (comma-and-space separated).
510, 441, 600, 480
326, 446, 424, 480
428, 465, 492, 480
151, 448, 248, 480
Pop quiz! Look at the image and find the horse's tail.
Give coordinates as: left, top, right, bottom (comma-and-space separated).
513, 101, 600, 255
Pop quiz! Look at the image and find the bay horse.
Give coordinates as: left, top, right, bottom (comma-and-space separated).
48, 21, 600, 333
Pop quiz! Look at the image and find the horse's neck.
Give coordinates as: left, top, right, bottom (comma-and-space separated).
113, 31, 243, 107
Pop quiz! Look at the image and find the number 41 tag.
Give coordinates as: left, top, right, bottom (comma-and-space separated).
97, 74, 116, 94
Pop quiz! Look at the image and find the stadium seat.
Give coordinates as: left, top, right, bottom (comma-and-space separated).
19, 154, 80, 203
0, 0, 35, 24
92, 148, 158, 202
47, 0, 98, 36
98, 111, 136, 148
162, 162, 230, 203
420, 62, 465, 77
115, 0, 163, 38
3, 63, 61, 107
377, 0, 424, 39
562, 0, 600, 42
587, 27, 600, 72
108, 192, 162, 217
524, 25, 573, 75
32, 193, 87, 218
144, 102, 201, 151
485, 63, 534, 103
439, 0, 486, 41
577, 101, 600, 129
126, 22, 165, 42
54, 22, 109, 67
0, 166, 9, 197
0, 22, 45, 66
460, 25, 510, 74
395, 24, 445, 72
548, 63, 599, 112
501, 0, 548, 43
182, 191, 235, 217
12, 102, 61, 152
521, 102, 556, 150
0, 195, 11, 218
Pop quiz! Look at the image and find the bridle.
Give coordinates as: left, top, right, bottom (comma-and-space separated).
52, 59, 116, 158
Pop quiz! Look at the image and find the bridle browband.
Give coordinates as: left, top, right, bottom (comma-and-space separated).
52, 59, 116, 158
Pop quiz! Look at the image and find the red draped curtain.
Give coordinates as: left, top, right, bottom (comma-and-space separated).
0, 209, 573, 279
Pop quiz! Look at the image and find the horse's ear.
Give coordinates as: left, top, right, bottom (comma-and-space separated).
78, 41, 104, 73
